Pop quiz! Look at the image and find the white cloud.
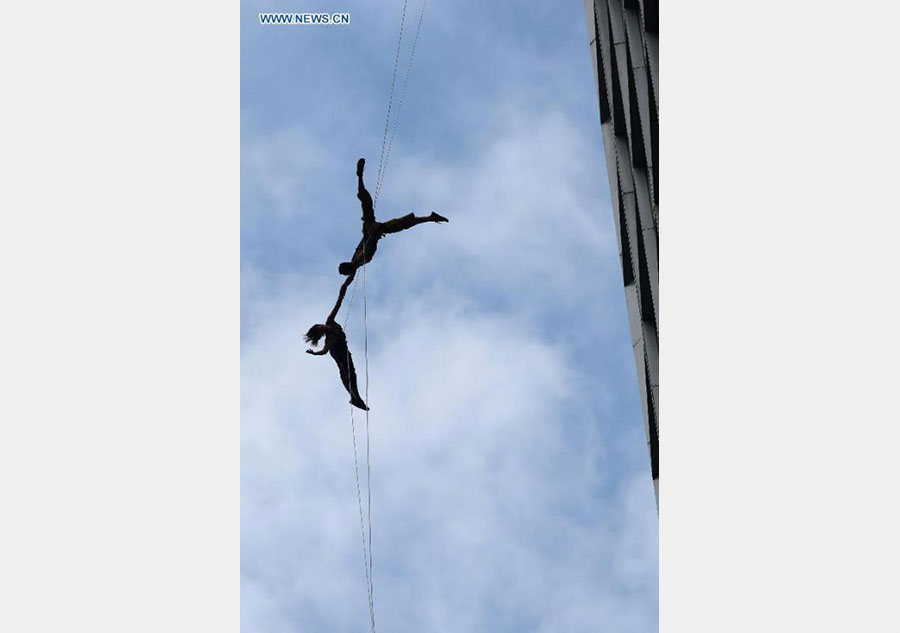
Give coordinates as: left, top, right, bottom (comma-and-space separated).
378, 106, 617, 302
241, 268, 656, 632
242, 125, 337, 221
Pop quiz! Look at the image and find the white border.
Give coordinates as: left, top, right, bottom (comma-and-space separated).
663, 1, 900, 631
0, 2, 238, 631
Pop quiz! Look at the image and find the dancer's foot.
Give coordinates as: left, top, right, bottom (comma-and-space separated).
350, 396, 369, 411
356, 158, 365, 177
430, 212, 449, 223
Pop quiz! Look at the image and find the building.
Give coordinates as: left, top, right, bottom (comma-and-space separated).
583, 0, 658, 506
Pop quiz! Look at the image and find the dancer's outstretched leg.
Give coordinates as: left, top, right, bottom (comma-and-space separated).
336, 349, 368, 410
357, 158, 375, 223
378, 211, 449, 235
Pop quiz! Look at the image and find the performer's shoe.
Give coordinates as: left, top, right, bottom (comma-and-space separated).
357, 158, 365, 177
430, 212, 449, 223
351, 396, 369, 411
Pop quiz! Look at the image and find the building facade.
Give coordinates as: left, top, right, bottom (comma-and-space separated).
583, 0, 658, 506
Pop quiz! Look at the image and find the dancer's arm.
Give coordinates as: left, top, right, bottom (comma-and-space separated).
326, 274, 355, 324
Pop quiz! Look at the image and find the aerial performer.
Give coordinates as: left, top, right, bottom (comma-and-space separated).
338, 158, 449, 276
304, 274, 369, 410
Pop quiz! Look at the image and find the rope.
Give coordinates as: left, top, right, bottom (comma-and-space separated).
375, 0, 429, 207
363, 250, 374, 633
340, 247, 376, 633
375, 0, 410, 209
348, 399, 373, 631
341, 2, 429, 629
341, 271, 360, 331
340, 259, 374, 633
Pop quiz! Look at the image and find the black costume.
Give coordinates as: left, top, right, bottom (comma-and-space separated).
305, 275, 368, 410
338, 158, 448, 276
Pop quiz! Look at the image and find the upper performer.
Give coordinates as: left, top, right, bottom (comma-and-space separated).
338, 157, 448, 276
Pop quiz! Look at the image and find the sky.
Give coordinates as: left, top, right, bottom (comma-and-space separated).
241, 1, 658, 631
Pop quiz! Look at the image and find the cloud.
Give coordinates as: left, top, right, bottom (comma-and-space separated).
241, 267, 657, 632
376, 106, 617, 306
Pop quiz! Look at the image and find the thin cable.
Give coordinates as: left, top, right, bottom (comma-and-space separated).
362, 4, 412, 622
342, 1, 428, 627
374, 0, 429, 207
376, 0, 410, 204
348, 401, 374, 632
342, 270, 360, 331
363, 258, 374, 633
341, 243, 375, 633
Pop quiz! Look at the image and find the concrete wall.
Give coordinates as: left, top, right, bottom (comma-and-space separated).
584, 0, 658, 508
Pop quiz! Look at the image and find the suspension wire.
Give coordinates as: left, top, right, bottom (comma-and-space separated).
341, 2, 429, 630
363, 252, 374, 631
375, 0, 429, 207
348, 398, 373, 631
339, 238, 375, 633
340, 259, 374, 633
354, 1, 420, 629
342, 272, 360, 331
376, 0, 410, 206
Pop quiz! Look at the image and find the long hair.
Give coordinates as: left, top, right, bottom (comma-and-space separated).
304, 324, 327, 346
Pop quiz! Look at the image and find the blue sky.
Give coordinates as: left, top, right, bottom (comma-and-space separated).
241, 1, 658, 631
